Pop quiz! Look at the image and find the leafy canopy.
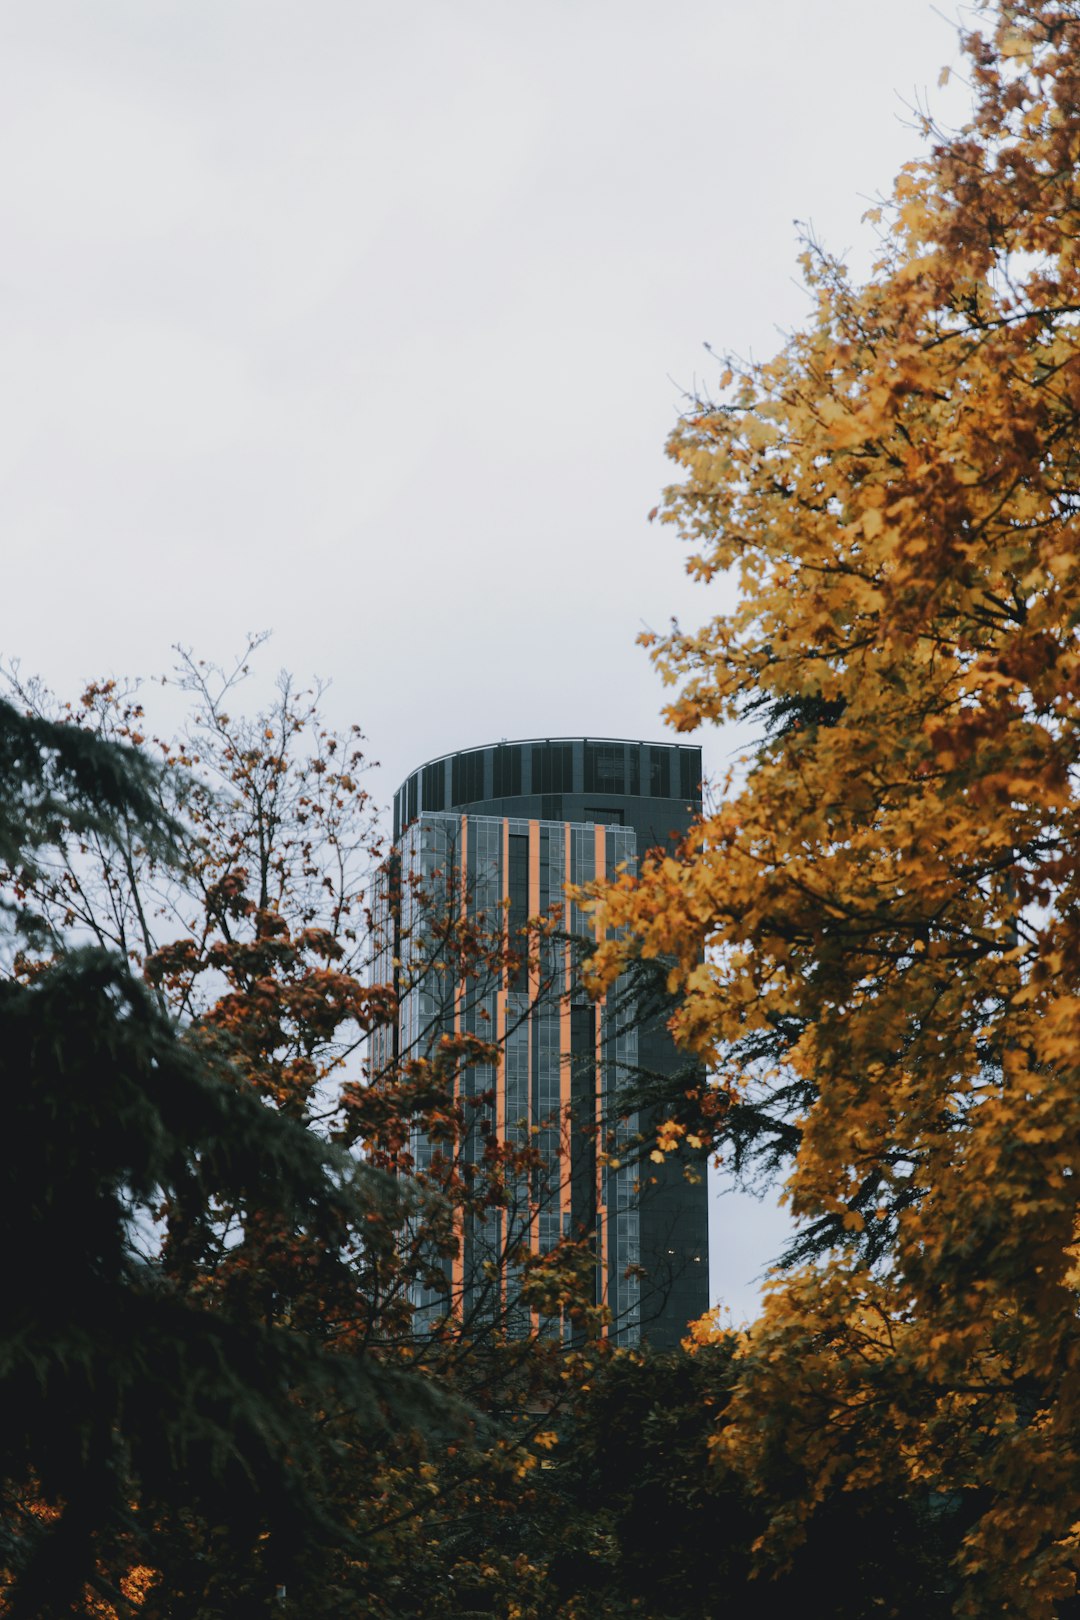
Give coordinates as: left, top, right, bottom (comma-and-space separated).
0, 687, 434, 1617
1, 653, 611, 1619
589, 4, 1080, 1614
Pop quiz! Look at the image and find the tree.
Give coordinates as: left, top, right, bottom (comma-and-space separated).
539, 1329, 963, 1620
587, 4, 1080, 1613
1, 648, 602, 1617
0, 691, 437, 1618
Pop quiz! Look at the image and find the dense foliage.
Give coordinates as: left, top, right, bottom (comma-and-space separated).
0, 692, 435, 1617
589, 3, 1080, 1613
0, 652, 605, 1617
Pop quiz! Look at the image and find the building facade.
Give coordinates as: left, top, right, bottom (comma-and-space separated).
373, 737, 709, 1349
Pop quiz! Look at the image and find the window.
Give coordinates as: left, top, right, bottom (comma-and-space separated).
493, 743, 522, 798
679, 748, 701, 801
507, 832, 530, 991
649, 746, 672, 798
584, 742, 624, 795
531, 742, 573, 794
569, 1005, 597, 1235
452, 750, 485, 806
422, 761, 444, 812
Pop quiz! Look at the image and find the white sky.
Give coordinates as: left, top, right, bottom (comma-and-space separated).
1, 0, 969, 1319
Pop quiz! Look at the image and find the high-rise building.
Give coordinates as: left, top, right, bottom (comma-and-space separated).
372, 737, 709, 1349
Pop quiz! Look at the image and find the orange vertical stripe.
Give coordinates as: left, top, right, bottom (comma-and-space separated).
451, 815, 467, 1308
559, 823, 571, 1234
593, 824, 608, 1328
528, 821, 540, 1277
528, 819, 540, 1002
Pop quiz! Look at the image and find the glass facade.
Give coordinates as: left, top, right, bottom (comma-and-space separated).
377, 738, 709, 1348
393, 736, 702, 849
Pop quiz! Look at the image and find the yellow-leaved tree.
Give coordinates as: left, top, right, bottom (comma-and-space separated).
588, 4, 1080, 1614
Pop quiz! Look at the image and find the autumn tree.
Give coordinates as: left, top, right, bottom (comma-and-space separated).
0, 692, 440, 1619
586, 4, 1080, 1613
2, 647, 603, 1617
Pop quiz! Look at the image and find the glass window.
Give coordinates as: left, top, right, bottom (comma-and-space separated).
493, 743, 522, 798
584, 742, 624, 795
422, 761, 444, 812
451, 750, 485, 806
533, 741, 573, 794
507, 831, 529, 991
649, 746, 672, 798
584, 807, 624, 826
679, 748, 701, 801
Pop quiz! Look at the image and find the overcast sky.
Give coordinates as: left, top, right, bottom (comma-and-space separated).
1, 0, 969, 1319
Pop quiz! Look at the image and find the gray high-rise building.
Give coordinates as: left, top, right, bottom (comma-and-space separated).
373, 737, 709, 1349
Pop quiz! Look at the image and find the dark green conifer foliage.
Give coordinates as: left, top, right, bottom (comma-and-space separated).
0, 698, 176, 942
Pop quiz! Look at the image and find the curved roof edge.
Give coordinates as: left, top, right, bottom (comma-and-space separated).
395, 734, 700, 797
